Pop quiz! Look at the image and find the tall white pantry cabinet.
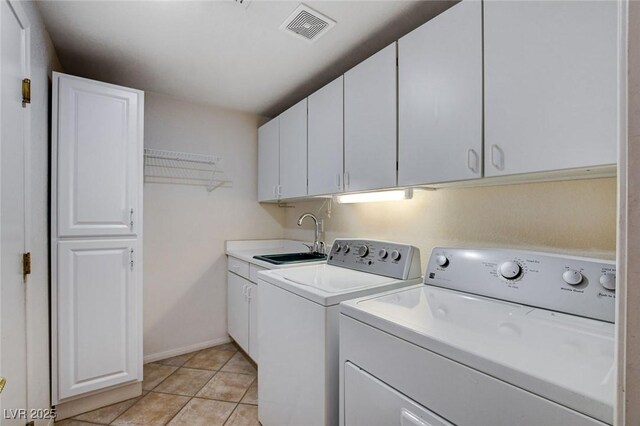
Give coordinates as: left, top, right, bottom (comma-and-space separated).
51, 72, 144, 405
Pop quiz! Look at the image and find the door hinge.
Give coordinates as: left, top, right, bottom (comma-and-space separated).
22, 78, 31, 106
23, 252, 31, 281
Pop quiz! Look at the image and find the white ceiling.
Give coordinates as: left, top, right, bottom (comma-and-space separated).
36, 0, 455, 117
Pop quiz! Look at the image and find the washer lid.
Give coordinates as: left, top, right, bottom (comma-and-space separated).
340, 285, 615, 424
259, 264, 419, 306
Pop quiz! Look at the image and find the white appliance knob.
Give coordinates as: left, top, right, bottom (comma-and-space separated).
600, 273, 616, 291
391, 250, 401, 261
335, 243, 342, 253
562, 270, 583, 286
499, 261, 522, 280
435, 255, 449, 267
343, 244, 350, 254
378, 249, 388, 259
358, 245, 369, 258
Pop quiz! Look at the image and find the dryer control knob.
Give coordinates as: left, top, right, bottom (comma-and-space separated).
600, 273, 616, 291
343, 244, 351, 254
335, 243, 342, 253
562, 270, 583, 286
358, 245, 369, 258
378, 249, 388, 259
435, 255, 449, 267
391, 250, 401, 261
499, 261, 522, 280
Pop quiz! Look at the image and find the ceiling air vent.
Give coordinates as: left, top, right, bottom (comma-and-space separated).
280, 4, 336, 43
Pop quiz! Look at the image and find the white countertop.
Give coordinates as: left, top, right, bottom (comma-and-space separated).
225, 239, 326, 269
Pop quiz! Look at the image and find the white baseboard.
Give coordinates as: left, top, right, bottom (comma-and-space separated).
143, 336, 232, 364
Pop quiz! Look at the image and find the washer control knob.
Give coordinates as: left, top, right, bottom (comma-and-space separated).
499, 261, 522, 280
343, 244, 351, 254
562, 270, 583, 286
378, 249, 388, 259
358, 245, 369, 258
335, 243, 342, 253
391, 250, 401, 261
435, 255, 449, 267
600, 273, 616, 291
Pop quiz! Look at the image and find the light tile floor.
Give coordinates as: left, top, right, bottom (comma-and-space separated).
56, 342, 259, 426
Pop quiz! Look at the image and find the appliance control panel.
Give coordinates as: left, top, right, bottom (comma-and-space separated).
328, 239, 422, 280
425, 247, 616, 323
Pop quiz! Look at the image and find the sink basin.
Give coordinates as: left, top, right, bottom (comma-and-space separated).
253, 252, 327, 265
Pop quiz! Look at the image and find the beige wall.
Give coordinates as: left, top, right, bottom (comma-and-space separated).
283, 178, 617, 267
143, 92, 284, 360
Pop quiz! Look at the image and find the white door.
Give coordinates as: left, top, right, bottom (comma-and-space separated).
484, 1, 618, 177
257, 118, 279, 202
344, 43, 397, 192
227, 272, 249, 352
55, 73, 141, 236
0, 0, 29, 422
57, 239, 139, 400
248, 282, 258, 363
279, 99, 307, 199
308, 76, 344, 196
398, 1, 483, 185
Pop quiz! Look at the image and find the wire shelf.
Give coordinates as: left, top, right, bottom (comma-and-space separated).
144, 148, 231, 192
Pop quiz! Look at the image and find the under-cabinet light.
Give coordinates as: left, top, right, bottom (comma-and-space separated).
334, 189, 413, 204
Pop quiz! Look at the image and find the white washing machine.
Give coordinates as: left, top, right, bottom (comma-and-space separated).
340, 247, 616, 426
257, 239, 423, 426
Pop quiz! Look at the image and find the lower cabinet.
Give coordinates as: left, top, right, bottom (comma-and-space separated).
56, 239, 140, 400
227, 270, 259, 362
227, 271, 250, 351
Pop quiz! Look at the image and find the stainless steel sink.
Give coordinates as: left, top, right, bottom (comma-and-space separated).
253, 252, 327, 265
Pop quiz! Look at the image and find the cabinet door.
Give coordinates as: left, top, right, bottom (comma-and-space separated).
308, 76, 344, 196
344, 43, 397, 192
484, 1, 618, 177
279, 99, 308, 199
227, 272, 249, 353
57, 239, 139, 400
248, 282, 259, 363
56, 74, 142, 237
398, 1, 482, 185
258, 118, 280, 202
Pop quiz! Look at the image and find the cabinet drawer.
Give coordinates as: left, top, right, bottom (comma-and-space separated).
249, 264, 267, 283
228, 257, 249, 279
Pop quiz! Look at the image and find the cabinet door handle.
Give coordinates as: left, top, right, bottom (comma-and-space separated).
247, 286, 253, 300
490, 144, 505, 171
336, 173, 341, 189
130, 249, 134, 271
129, 208, 135, 231
467, 148, 480, 174
242, 283, 248, 298
344, 172, 350, 189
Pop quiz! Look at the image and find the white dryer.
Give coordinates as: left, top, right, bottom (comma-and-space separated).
340, 247, 616, 426
257, 239, 423, 426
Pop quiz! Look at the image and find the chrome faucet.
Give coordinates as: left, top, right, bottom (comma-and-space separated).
297, 213, 325, 254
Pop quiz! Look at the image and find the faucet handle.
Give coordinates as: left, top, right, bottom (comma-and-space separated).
303, 243, 314, 253
318, 241, 326, 254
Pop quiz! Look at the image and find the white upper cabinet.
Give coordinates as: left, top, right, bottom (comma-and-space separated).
308, 76, 344, 196
56, 74, 143, 237
484, 1, 618, 177
57, 239, 139, 400
344, 43, 398, 192
258, 118, 280, 202
279, 99, 308, 199
398, 1, 482, 185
